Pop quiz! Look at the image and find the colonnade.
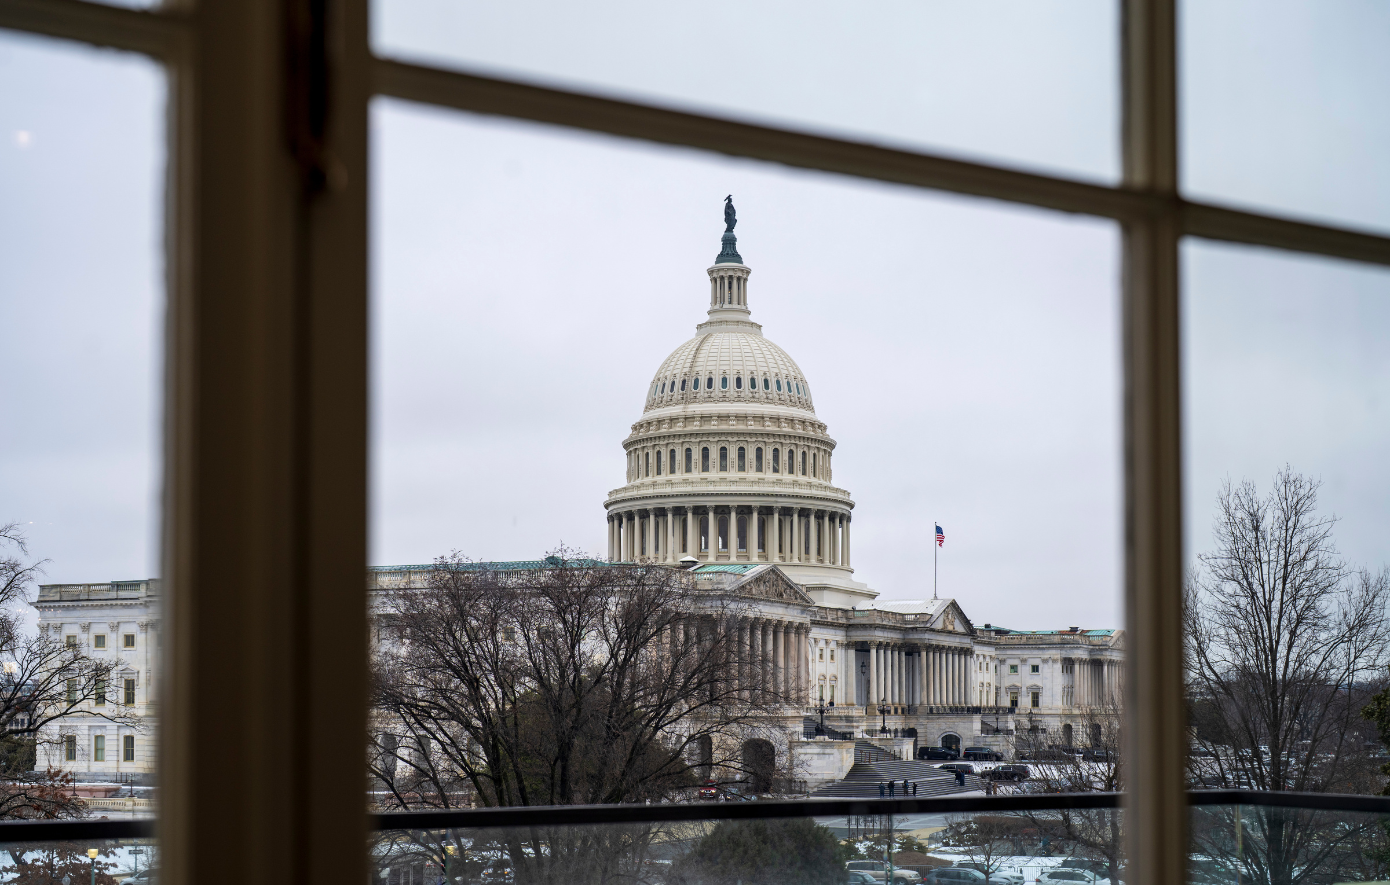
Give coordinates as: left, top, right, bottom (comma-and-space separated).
859, 642, 973, 708
668, 614, 812, 705
1071, 657, 1123, 707
607, 504, 851, 567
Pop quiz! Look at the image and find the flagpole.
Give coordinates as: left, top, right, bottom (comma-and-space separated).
933, 519, 938, 600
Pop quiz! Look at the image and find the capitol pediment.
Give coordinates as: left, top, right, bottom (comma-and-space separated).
734, 566, 814, 606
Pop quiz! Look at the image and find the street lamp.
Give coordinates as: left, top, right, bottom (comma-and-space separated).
87, 848, 98, 885
877, 697, 890, 735
815, 698, 828, 734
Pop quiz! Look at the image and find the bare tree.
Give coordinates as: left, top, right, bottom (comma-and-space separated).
0, 524, 130, 819
1184, 469, 1390, 885
369, 548, 789, 810
1017, 700, 1124, 883
943, 815, 1028, 882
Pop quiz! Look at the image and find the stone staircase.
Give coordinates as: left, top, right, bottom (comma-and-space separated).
802, 716, 854, 741
809, 757, 986, 798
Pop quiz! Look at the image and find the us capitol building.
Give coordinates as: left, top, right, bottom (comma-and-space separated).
32, 203, 1122, 790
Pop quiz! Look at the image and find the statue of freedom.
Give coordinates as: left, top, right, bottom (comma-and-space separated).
723, 195, 737, 232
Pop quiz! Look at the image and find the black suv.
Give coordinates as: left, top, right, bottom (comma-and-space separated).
919, 746, 960, 760
963, 746, 1002, 761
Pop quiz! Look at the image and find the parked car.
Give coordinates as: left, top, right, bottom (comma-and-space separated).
923, 868, 988, 885
1038, 869, 1100, 885
984, 764, 1031, 782
936, 762, 975, 776
848, 872, 881, 885
963, 746, 1003, 761
695, 780, 719, 800
956, 862, 1023, 885
920, 746, 960, 760
847, 860, 924, 883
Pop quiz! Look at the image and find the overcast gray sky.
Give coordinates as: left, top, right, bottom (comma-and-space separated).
2, 3, 1388, 633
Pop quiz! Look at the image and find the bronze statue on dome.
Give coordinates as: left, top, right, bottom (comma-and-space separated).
723, 195, 737, 232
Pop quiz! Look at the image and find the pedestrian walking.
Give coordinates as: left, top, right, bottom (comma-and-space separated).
878, 781, 885, 797
955, 769, 966, 787
911, 781, 918, 796
888, 780, 895, 797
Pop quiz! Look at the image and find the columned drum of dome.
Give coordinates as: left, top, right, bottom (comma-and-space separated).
604, 209, 871, 608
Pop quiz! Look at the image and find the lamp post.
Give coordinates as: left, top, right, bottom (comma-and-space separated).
815, 698, 828, 734
859, 660, 868, 715
877, 697, 889, 735
87, 848, 98, 885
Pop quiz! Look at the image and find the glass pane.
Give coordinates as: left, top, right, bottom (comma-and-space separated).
1181, 2, 1390, 233
1182, 241, 1390, 792
0, 837, 157, 883
371, 808, 1126, 883
370, 102, 1122, 809
0, 31, 165, 813
372, 0, 1119, 183
1190, 803, 1390, 885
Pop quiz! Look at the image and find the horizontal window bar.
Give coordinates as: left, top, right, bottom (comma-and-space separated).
372, 58, 1150, 223
1, 791, 1388, 844
0, 0, 188, 60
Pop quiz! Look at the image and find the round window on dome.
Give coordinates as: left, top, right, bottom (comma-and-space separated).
734, 376, 742, 390
720, 376, 728, 390
775, 379, 782, 392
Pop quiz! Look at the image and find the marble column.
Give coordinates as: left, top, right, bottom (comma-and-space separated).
867, 643, 877, 708
772, 622, 784, 700
752, 506, 762, 561
844, 516, 852, 567
789, 510, 799, 563
919, 647, 928, 706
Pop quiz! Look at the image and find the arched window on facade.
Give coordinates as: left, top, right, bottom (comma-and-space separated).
685, 448, 693, 473
811, 453, 817, 477
763, 377, 770, 390
757, 517, 766, 552
680, 378, 686, 391
755, 447, 763, 472
669, 449, 676, 474
775, 378, 782, 392
701, 447, 710, 472
720, 376, 728, 390
734, 376, 742, 390
749, 375, 756, 391
719, 447, 728, 471
772, 448, 780, 473
717, 516, 728, 552
699, 516, 709, 552
800, 450, 806, 475
645, 451, 650, 477
656, 450, 662, 475
737, 516, 747, 552
706, 376, 713, 390
737, 447, 746, 471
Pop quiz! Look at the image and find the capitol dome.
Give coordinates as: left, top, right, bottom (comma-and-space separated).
604, 203, 870, 606
644, 331, 815, 415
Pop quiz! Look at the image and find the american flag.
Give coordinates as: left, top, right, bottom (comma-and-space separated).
935, 525, 945, 547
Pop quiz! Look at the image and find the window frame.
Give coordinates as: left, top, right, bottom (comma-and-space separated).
7, 2, 1390, 882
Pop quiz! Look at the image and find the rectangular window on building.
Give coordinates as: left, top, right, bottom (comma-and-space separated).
94, 678, 106, 706
685, 448, 692, 473
701, 447, 709, 472
65, 635, 77, 648
63, 735, 76, 762
812, 453, 817, 476
818, 648, 824, 662
93, 735, 105, 762
123, 634, 136, 648
719, 447, 727, 471
829, 648, 835, 662
800, 451, 806, 475
123, 734, 135, 762
755, 447, 763, 472
94, 635, 106, 649
1031, 691, 1040, 708
1010, 692, 1019, 709
125, 678, 136, 705
1031, 664, 1040, 673
656, 450, 662, 475
1009, 664, 1019, 674
737, 447, 745, 472
66, 679, 77, 704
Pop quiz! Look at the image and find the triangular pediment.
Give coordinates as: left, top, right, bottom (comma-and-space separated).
734, 566, 814, 605
931, 599, 974, 634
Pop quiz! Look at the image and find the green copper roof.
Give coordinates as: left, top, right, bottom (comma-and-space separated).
692, 563, 761, 574
715, 230, 743, 264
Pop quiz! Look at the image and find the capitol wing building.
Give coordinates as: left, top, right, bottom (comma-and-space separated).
32, 209, 1121, 792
